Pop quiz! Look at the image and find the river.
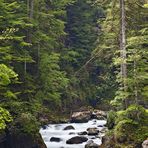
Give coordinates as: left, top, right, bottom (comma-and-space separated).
40, 119, 106, 148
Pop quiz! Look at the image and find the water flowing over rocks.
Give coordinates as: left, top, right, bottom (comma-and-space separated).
40, 119, 107, 148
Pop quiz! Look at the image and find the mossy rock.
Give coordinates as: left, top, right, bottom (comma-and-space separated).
116, 105, 148, 145
114, 119, 138, 143
106, 105, 148, 147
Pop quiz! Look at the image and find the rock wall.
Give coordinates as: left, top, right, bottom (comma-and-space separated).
0, 131, 46, 148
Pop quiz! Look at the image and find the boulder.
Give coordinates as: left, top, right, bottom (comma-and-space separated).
87, 128, 99, 136
50, 137, 62, 142
66, 136, 88, 144
78, 131, 87, 135
99, 127, 108, 133
91, 110, 107, 120
85, 140, 99, 148
142, 139, 148, 148
71, 109, 107, 123
71, 111, 91, 123
100, 135, 115, 148
63, 125, 75, 130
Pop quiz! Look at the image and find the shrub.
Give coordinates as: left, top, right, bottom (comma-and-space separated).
0, 107, 12, 131
17, 113, 40, 135
107, 110, 117, 129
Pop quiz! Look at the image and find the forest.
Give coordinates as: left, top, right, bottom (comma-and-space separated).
0, 0, 148, 148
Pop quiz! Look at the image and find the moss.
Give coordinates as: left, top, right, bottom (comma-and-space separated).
106, 105, 148, 147
114, 119, 138, 142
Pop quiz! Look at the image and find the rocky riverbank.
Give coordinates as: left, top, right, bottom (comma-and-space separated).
40, 109, 107, 148
0, 130, 46, 148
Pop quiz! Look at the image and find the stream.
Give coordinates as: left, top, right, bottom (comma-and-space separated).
40, 119, 106, 148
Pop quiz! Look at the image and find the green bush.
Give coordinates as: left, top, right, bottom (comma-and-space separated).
107, 110, 117, 129
114, 105, 148, 145
0, 107, 12, 132
17, 113, 40, 135
116, 105, 148, 125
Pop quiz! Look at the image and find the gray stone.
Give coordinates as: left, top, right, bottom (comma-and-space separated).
63, 125, 75, 130
87, 128, 99, 136
85, 140, 99, 148
50, 137, 62, 142
78, 131, 87, 135
66, 136, 88, 144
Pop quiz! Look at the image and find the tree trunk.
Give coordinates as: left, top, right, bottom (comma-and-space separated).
134, 60, 138, 104
30, 0, 34, 19
119, 0, 127, 109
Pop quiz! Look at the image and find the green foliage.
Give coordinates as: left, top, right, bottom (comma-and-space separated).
0, 107, 12, 131
113, 105, 148, 145
61, 0, 106, 107
107, 110, 117, 129
0, 64, 18, 86
116, 105, 148, 125
16, 113, 40, 135
38, 52, 69, 106
0, 0, 147, 144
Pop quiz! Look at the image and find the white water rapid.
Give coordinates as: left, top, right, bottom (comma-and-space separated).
40, 119, 106, 148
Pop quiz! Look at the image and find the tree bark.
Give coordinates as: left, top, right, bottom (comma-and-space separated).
120, 0, 127, 109
30, 0, 34, 19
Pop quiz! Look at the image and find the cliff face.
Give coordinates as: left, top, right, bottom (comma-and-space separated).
0, 131, 46, 148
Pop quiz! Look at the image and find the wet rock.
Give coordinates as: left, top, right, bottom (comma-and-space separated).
71, 111, 91, 123
69, 132, 75, 135
142, 139, 148, 148
66, 136, 88, 144
91, 137, 96, 140
63, 125, 75, 130
99, 127, 108, 133
87, 128, 99, 136
42, 125, 48, 130
97, 125, 103, 127
85, 140, 99, 148
95, 135, 101, 138
50, 137, 62, 142
78, 131, 87, 135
